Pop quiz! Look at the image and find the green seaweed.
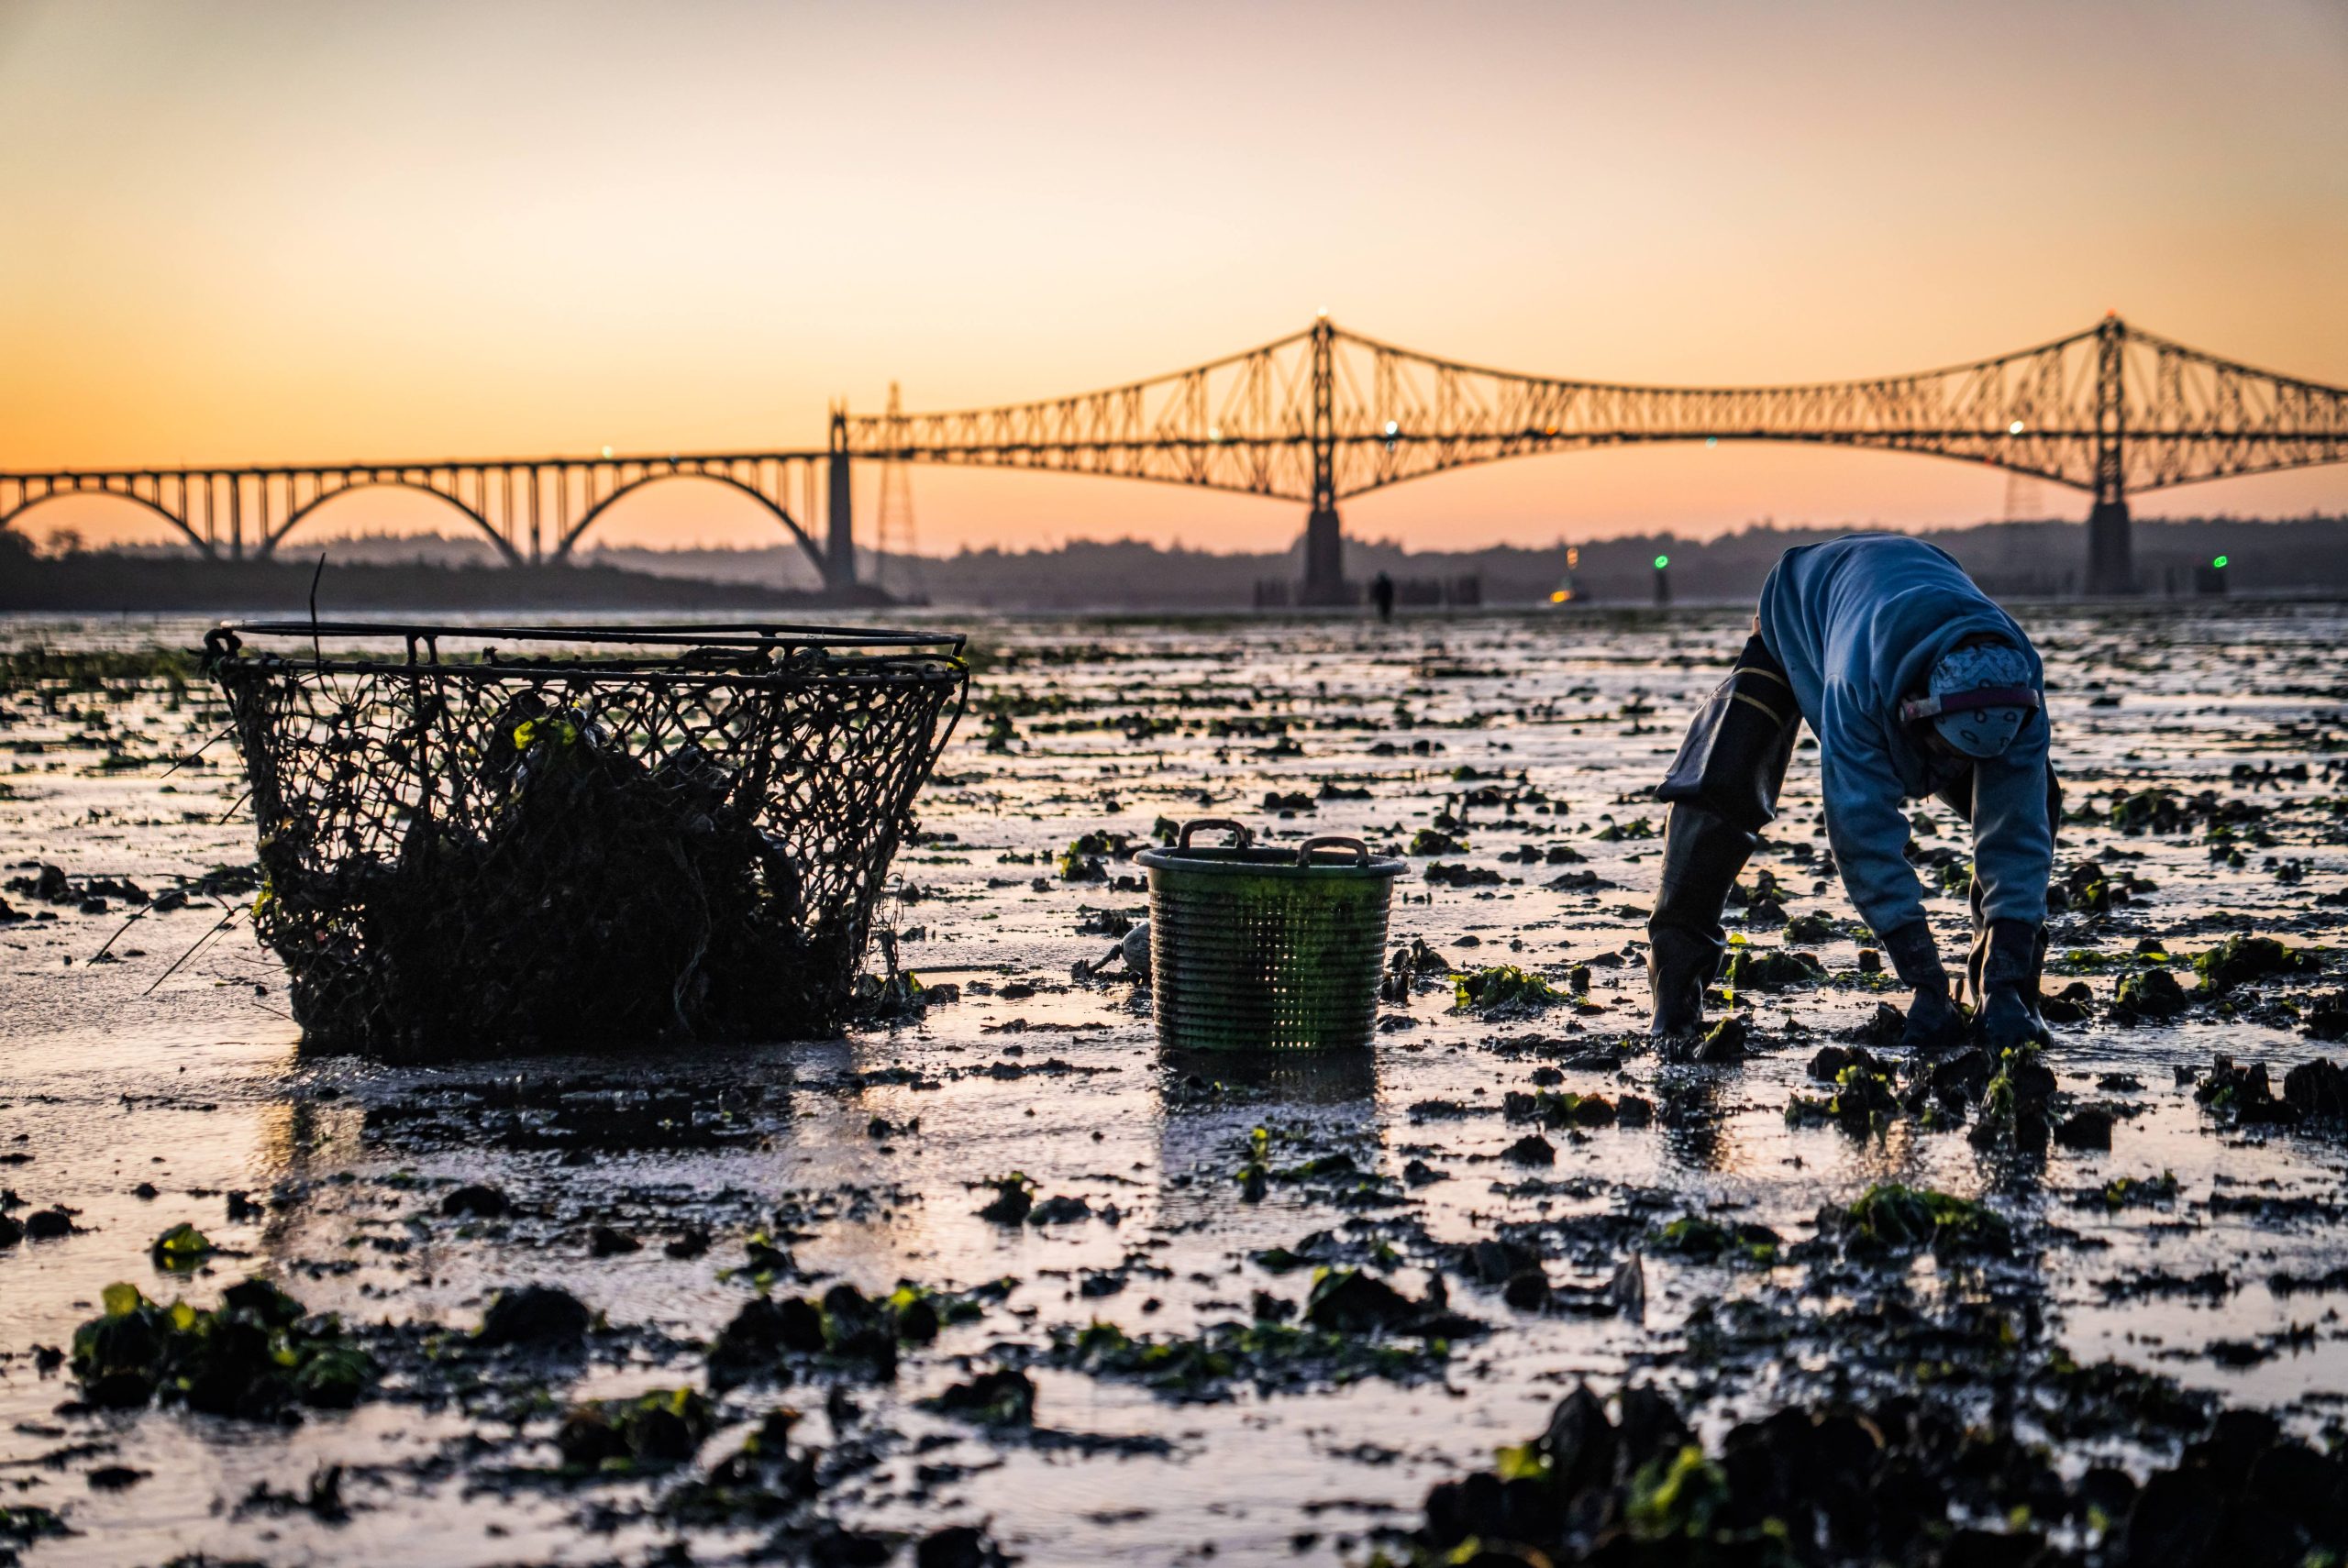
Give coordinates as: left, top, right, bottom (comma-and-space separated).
149, 1222, 215, 1270
1050, 1314, 1452, 1401
1650, 1216, 1780, 1267
71, 1277, 375, 1419
1722, 948, 1826, 990
1626, 1443, 1732, 1540
2193, 934, 2320, 993
1840, 1183, 2011, 1258
2114, 967, 2188, 1019
1453, 965, 1568, 1013
555, 1386, 715, 1473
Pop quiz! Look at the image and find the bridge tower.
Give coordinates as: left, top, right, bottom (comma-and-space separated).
2085, 314, 2134, 595
825, 405, 858, 591
1299, 315, 1347, 605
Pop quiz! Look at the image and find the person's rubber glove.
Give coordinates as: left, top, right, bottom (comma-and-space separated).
1881, 921, 1965, 1051
1976, 918, 2050, 1053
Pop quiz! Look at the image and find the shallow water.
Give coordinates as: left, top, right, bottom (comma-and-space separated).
1, 602, 2343, 1565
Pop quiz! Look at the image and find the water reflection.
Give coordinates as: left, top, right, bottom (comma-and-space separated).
1155, 1048, 1379, 1229
1653, 1067, 1737, 1172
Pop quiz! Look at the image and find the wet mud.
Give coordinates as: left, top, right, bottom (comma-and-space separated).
0, 604, 2344, 1565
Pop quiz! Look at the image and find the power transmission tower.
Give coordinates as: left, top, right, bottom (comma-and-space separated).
873, 381, 925, 602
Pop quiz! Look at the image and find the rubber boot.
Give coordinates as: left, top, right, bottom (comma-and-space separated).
1881, 920, 1966, 1052
1976, 918, 2051, 1052
1646, 801, 1757, 1040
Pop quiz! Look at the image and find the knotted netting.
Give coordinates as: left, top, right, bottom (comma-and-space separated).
204, 621, 967, 1057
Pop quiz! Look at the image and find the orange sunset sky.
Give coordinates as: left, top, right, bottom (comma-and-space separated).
3, 0, 2345, 558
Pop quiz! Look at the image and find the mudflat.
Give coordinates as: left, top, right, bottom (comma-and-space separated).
1, 602, 2343, 1566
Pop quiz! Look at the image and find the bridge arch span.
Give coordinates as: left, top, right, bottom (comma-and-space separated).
262, 480, 519, 565
1, 489, 216, 557
556, 470, 828, 581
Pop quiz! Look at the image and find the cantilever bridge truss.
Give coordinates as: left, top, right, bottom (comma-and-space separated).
7, 315, 2344, 598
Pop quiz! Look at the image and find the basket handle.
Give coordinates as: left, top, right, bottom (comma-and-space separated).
1296, 835, 1370, 868
1178, 818, 1254, 849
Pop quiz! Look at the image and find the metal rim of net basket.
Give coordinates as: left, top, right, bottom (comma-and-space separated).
204, 619, 969, 1057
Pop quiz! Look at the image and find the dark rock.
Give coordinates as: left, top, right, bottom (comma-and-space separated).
439, 1184, 509, 1220
915, 1526, 1013, 1568
1303, 1267, 1418, 1332
1542, 1383, 1618, 1494
2113, 967, 2188, 1021
922, 1368, 1036, 1428
2194, 934, 2318, 993
2304, 991, 2348, 1043
975, 1179, 1034, 1223
1501, 1132, 1556, 1165
2007, 1051, 2058, 1105
1722, 948, 1825, 989
2283, 1058, 2348, 1119
1928, 1049, 1990, 1108
2042, 990, 2092, 1025
476, 1284, 591, 1347
1465, 1238, 1542, 1286
2122, 1466, 2225, 1567
2247, 1441, 2348, 1538
2054, 1109, 2114, 1151
1501, 1270, 1549, 1310
588, 1225, 641, 1257
708, 1295, 825, 1386
1943, 1528, 2043, 1568
2186, 1408, 2281, 1486
1667, 1013, 1753, 1065
2079, 1463, 2138, 1524
2197, 1055, 2298, 1124
1613, 1383, 1690, 1469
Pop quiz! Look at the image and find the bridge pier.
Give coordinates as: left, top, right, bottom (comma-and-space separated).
1300, 505, 1346, 605
825, 413, 857, 591
2086, 497, 2133, 596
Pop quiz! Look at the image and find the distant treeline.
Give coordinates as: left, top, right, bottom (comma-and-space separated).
9, 514, 2346, 613
0, 530, 883, 613
603, 515, 2348, 607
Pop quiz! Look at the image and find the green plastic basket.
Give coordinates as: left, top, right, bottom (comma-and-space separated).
1135, 819, 1403, 1052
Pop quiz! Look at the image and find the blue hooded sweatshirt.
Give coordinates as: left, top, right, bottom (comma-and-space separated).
1755, 534, 2051, 939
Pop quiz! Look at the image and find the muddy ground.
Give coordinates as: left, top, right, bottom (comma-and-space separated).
0, 602, 2343, 1567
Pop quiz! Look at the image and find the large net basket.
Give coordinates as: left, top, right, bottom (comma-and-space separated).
204, 620, 967, 1058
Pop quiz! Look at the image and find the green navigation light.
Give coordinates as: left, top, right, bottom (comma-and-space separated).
1654, 555, 1670, 569
2213, 556, 2229, 569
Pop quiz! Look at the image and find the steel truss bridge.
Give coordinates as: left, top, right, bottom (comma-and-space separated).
7, 315, 2343, 599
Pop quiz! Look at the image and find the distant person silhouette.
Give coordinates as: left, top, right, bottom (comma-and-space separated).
1370, 571, 1396, 623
